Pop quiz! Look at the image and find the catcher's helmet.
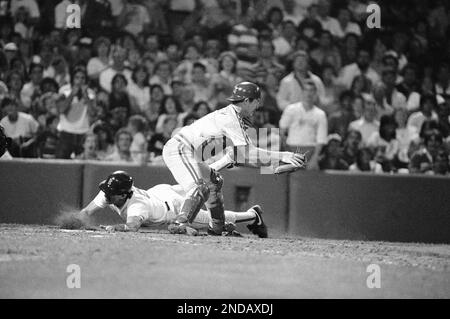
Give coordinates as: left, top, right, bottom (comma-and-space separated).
0, 125, 12, 158
99, 171, 133, 197
227, 82, 261, 102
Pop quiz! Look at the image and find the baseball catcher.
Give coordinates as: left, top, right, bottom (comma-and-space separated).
162, 81, 306, 237
61, 171, 268, 238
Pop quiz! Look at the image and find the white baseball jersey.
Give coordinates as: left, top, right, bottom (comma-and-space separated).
174, 104, 252, 161
92, 185, 181, 225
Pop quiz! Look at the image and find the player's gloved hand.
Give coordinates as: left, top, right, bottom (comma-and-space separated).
281, 152, 306, 167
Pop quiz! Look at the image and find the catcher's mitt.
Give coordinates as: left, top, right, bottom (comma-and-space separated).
274, 151, 309, 175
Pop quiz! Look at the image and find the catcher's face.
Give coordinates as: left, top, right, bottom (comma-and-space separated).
241, 98, 261, 118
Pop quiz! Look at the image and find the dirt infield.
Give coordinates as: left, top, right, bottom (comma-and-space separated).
0, 224, 449, 299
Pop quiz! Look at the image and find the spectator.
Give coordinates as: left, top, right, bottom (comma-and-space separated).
272, 19, 297, 58
250, 38, 285, 86
128, 65, 150, 115
192, 101, 211, 119
349, 147, 384, 173
350, 74, 372, 97
266, 6, 284, 37
5, 70, 24, 106
349, 93, 380, 146
397, 63, 421, 112
174, 42, 203, 84
342, 128, 362, 167
145, 84, 164, 126
56, 67, 97, 159
108, 73, 135, 120
191, 62, 211, 103
144, 33, 167, 62
0, 96, 39, 157
179, 84, 196, 115
117, 0, 151, 37
373, 67, 407, 117
182, 113, 198, 127
155, 95, 183, 134
436, 95, 450, 138
35, 115, 59, 159
318, 133, 349, 170
211, 51, 242, 91
297, 4, 322, 44
49, 55, 70, 89
148, 116, 178, 158
320, 63, 344, 115
104, 128, 134, 163
407, 94, 439, 134
20, 62, 43, 109
394, 108, 419, 169
40, 77, 59, 95
328, 90, 356, 138
87, 37, 111, 82
333, 6, 361, 39
310, 30, 342, 71
127, 114, 148, 164
435, 64, 450, 96
339, 32, 359, 67
75, 132, 100, 160
149, 60, 173, 95
432, 148, 450, 176
367, 115, 400, 172
337, 48, 380, 90
279, 79, 327, 169
91, 121, 114, 159
409, 129, 444, 174
316, 0, 340, 38
276, 50, 325, 111
99, 46, 132, 93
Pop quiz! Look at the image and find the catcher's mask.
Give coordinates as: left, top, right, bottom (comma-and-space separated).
0, 125, 12, 158
99, 171, 134, 201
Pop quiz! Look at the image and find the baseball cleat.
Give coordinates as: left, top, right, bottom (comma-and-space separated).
168, 222, 198, 236
247, 205, 268, 238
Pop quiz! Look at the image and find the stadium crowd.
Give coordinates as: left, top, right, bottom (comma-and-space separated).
0, 0, 449, 175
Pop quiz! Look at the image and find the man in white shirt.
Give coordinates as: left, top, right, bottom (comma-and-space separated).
99, 46, 132, 93
349, 94, 380, 146
276, 50, 326, 111
0, 97, 39, 157
338, 48, 380, 89
279, 79, 327, 169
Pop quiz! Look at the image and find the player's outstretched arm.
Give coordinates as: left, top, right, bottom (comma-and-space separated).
102, 217, 143, 233
235, 144, 306, 168
79, 201, 103, 219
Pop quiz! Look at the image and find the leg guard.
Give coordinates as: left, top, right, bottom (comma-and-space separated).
206, 169, 225, 233
177, 180, 210, 224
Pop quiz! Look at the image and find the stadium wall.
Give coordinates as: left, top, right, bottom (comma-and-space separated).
0, 159, 84, 225
288, 171, 450, 244
1, 160, 449, 243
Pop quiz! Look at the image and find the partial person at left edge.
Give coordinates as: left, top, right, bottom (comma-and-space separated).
0, 124, 13, 159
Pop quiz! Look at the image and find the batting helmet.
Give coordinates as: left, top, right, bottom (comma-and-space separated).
227, 82, 261, 102
0, 125, 12, 158
99, 171, 133, 198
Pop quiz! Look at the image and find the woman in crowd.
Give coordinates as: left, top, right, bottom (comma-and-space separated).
87, 37, 111, 82
155, 95, 183, 134
128, 65, 151, 115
